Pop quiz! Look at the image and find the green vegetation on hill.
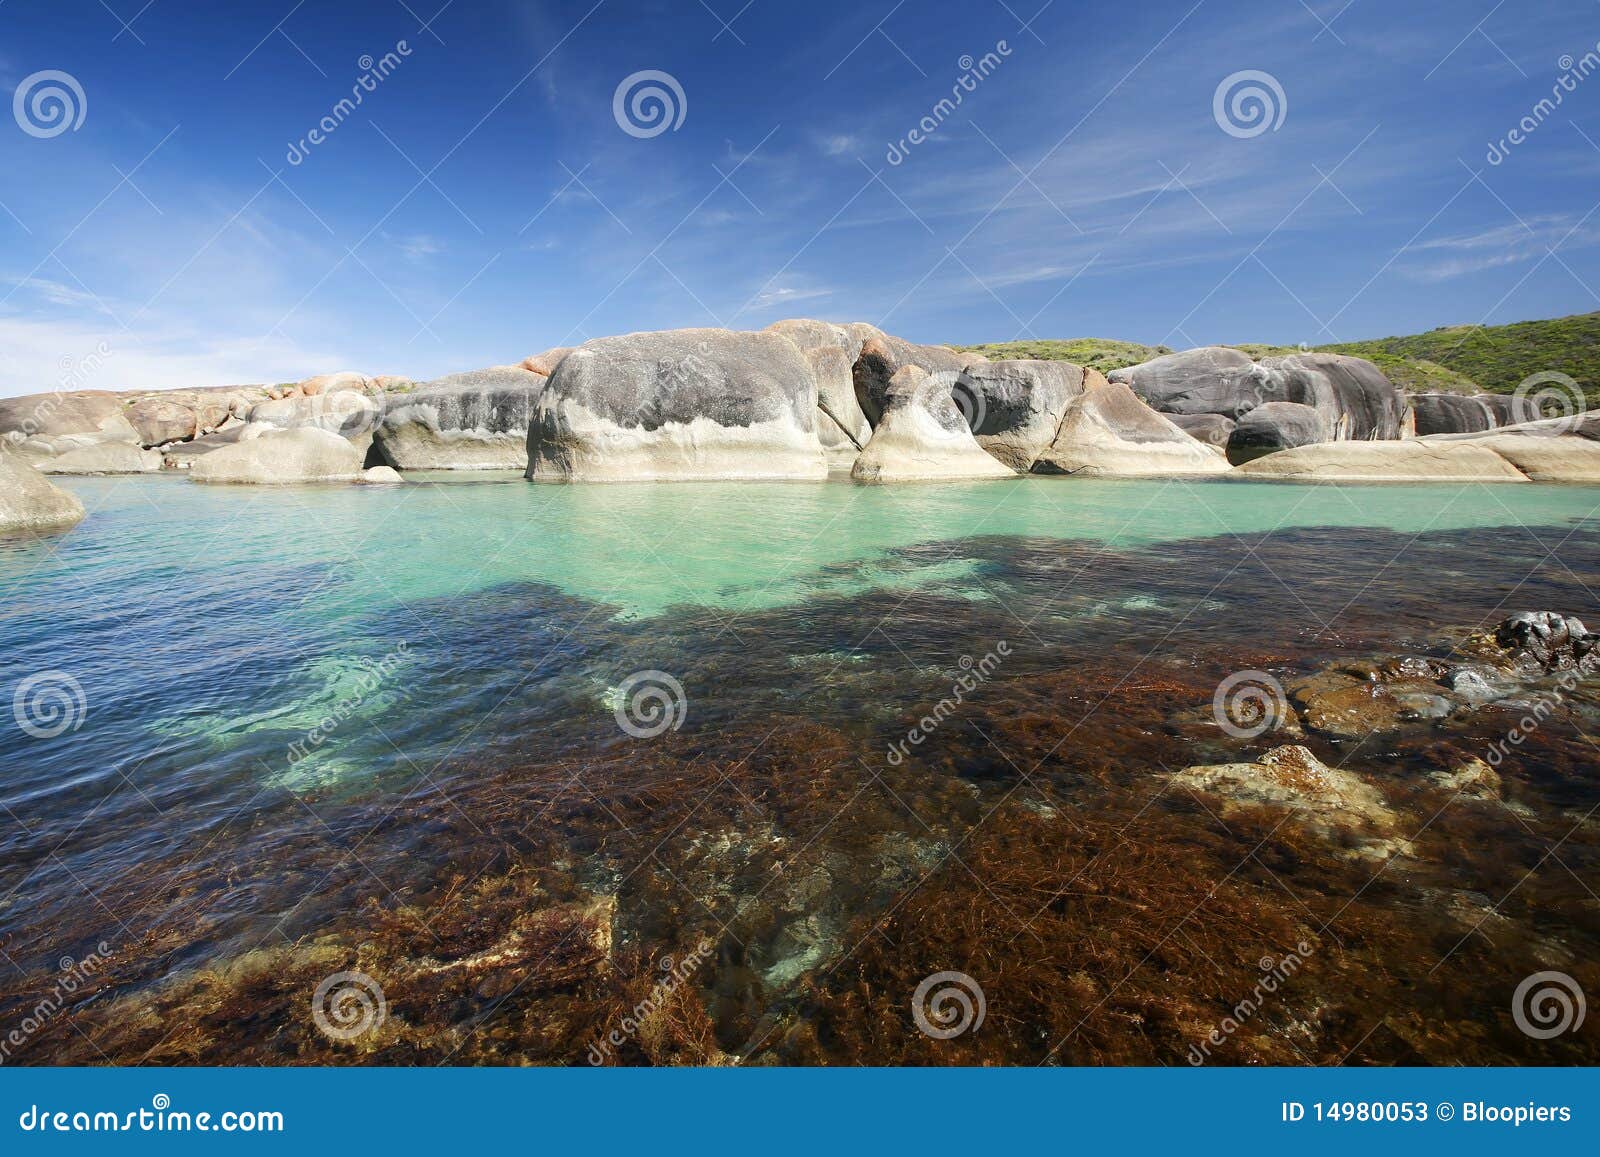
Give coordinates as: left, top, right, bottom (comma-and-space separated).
954, 338, 1172, 375
959, 311, 1600, 399
1318, 312, 1600, 397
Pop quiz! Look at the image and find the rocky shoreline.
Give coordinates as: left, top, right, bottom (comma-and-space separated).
3, 319, 1599, 533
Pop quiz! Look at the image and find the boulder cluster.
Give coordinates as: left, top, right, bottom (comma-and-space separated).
3, 321, 1598, 533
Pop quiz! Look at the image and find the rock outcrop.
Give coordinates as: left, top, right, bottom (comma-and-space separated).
848, 324, 971, 427
36, 441, 162, 475
191, 427, 364, 485
0, 390, 142, 458
0, 452, 87, 533
527, 328, 828, 482
959, 359, 1086, 472
766, 321, 872, 465
1033, 376, 1230, 477
1438, 432, 1600, 482
1226, 401, 1329, 464
851, 365, 1015, 483
1111, 347, 1409, 443
1410, 393, 1501, 436
1234, 440, 1529, 482
374, 367, 546, 470
1174, 745, 1409, 860
1168, 412, 1235, 449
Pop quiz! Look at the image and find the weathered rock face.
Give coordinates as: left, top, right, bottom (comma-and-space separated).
0, 390, 142, 459
36, 441, 162, 475
527, 328, 828, 482
1033, 376, 1230, 477
521, 347, 576, 377
374, 367, 546, 470
1168, 412, 1235, 449
1226, 401, 1329, 465
848, 324, 970, 427
959, 359, 1086, 473
1109, 346, 1269, 416
767, 320, 871, 464
125, 397, 199, 446
1410, 393, 1497, 436
191, 427, 363, 485
1259, 353, 1410, 441
248, 380, 383, 440
850, 365, 1014, 483
1111, 347, 1409, 442
1482, 394, 1539, 428
359, 465, 404, 484
161, 426, 249, 470
0, 452, 86, 533
1442, 433, 1600, 482
1234, 440, 1529, 482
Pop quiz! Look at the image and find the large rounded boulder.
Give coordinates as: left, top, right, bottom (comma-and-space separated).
1033, 375, 1230, 477
1226, 401, 1330, 465
960, 359, 1086, 472
191, 427, 364, 484
1109, 347, 1271, 417
0, 453, 86, 533
851, 366, 1014, 483
527, 328, 828, 482
375, 366, 546, 470
848, 324, 971, 427
767, 320, 871, 464
1409, 393, 1497, 436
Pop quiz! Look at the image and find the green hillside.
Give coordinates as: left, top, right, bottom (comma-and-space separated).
957, 311, 1600, 398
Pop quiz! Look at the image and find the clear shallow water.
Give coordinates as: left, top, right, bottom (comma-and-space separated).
3, 474, 1600, 1065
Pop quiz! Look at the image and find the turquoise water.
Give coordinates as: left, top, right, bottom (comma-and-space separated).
4, 473, 1600, 1064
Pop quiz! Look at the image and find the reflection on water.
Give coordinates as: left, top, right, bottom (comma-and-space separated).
1, 475, 1598, 1064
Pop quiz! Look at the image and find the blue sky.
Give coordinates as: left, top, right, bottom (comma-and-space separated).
0, 0, 1597, 396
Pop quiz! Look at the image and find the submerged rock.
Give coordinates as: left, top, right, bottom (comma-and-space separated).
1033, 376, 1229, 476
851, 365, 1014, 483
1175, 744, 1409, 859
528, 328, 828, 482
1490, 612, 1597, 674
0, 452, 86, 533
375, 366, 546, 470
191, 426, 364, 485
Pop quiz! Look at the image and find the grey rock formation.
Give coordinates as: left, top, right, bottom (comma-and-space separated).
125, 397, 199, 446
1226, 401, 1330, 464
1033, 376, 1230, 476
959, 359, 1086, 472
375, 366, 546, 470
0, 452, 86, 533
36, 441, 162, 475
848, 324, 971, 427
191, 427, 364, 484
767, 320, 871, 463
850, 366, 1014, 483
1409, 393, 1497, 436
528, 328, 828, 482
1168, 412, 1235, 449
161, 425, 250, 470
1111, 347, 1409, 442
1494, 611, 1596, 673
